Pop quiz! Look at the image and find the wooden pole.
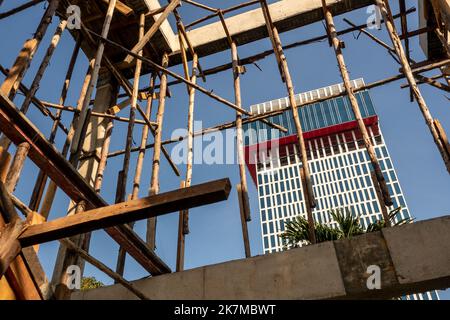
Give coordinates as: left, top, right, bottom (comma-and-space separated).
84, 26, 287, 133
132, 75, 156, 199
178, 25, 199, 235
4, 142, 30, 194
123, 0, 181, 63
113, 71, 155, 274
300, 168, 316, 244
176, 180, 186, 272
0, 0, 59, 99
0, 0, 45, 20
371, 171, 391, 227
107, 57, 450, 160
321, 0, 393, 206
94, 120, 114, 193
29, 33, 82, 212
259, 0, 316, 212
115, 14, 146, 277
237, 183, 251, 257
59, 238, 150, 300
39, 59, 95, 219
118, 13, 145, 204
375, 0, 450, 173
20, 19, 68, 115
147, 53, 169, 249
71, 0, 118, 154
53, 201, 86, 300
232, 42, 252, 223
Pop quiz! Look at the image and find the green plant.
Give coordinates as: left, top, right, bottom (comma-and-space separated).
280, 207, 412, 249
81, 277, 104, 290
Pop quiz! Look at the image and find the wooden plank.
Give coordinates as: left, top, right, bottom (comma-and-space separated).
123, 0, 181, 64
0, 220, 27, 278
100, 0, 133, 16
18, 178, 231, 247
0, 89, 170, 275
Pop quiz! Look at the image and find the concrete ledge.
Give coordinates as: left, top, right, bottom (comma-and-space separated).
72, 216, 450, 300
168, 0, 373, 65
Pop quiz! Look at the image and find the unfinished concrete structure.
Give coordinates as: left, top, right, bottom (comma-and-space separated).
0, 0, 449, 300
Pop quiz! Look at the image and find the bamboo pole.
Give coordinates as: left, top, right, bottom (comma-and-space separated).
176, 180, 186, 272
94, 120, 114, 193
83, 26, 287, 133
29, 33, 81, 212
20, 19, 68, 115
259, 0, 316, 210
39, 59, 95, 219
115, 14, 146, 277
300, 168, 316, 244
0, 0, 45, 20
0, 0, 59, 99
71, 0, 118, 154
375, 0, 450, 173
321, 0, 393, 207
113, 73, 157, 276
132, 74, 156, 199
117, 13, 145, 204
0, 0, 60, 153
179, 27, 199, 236
59, 238, 150, 300
232, 42, 251, 223
107, 57, 450, 160
4, 142, 30, 194
237, 183, 251, 257
147, 53, 169, 250
53, 200, 86, 300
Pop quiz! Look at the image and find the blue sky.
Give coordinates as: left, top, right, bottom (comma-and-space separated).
0, 1, 449, 299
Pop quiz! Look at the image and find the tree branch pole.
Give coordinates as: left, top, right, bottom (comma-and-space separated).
115, 13, 145, 278
84, 26, 287, 133
39, 59, 95, 219
259, 0, 316, 244
106, 57, 450, 160
231, 41, 252, 257
321, 1, 393, 211
28, 29, 81, 213
147, 53, 169, 250
71, 0, 118, 155
375, 0, 450, 173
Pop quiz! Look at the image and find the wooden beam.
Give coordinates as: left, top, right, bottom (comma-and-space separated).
124, 0, 181, 64
59, 238, 149, 300
18, 178, 232, 247
260, 0, 316, 211
0, 0, 59, 99
0, 0, 45, 20
0, 220, 28, 279
0, 89, 170, 275
147, 53, 170, 249
321, 0, 393, 208
100, 0, 133, 16
376, 0, 450, 173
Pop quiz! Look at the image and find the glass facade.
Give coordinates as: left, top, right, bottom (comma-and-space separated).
245, 80, 439, 300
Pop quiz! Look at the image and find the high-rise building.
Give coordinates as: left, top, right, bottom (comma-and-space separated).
243, 79, 439, 300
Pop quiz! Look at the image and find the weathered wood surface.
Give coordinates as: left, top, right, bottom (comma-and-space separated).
19, 178, 232, 247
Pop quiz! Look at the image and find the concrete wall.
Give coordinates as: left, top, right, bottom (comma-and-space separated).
72, 216, 450, 300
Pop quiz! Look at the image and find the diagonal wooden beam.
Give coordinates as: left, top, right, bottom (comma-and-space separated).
19, 178, 231, 247
124, 0, 181, 64
100, 0, 133, 16
0, 90, 170, 275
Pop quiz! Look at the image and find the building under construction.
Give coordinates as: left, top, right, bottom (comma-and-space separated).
0, 0, 449, 300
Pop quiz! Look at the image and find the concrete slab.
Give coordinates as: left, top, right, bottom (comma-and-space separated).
71, 216, 450, 300
382, 216, 450, 290
168, 0, 374, 65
